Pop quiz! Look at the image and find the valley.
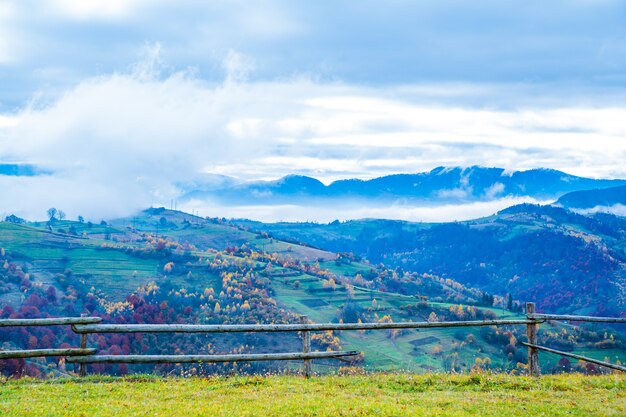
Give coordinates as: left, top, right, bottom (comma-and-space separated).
2, 204, 625, 377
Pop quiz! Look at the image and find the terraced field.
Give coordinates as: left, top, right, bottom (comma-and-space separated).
3, 211, 624, 373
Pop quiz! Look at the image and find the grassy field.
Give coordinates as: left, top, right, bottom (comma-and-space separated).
266, 265, 535, 372
3, 215, 624, 374
1, 373, 624, 416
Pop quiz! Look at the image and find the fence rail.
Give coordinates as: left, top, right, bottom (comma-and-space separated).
1, 303, 625, 377
527, 314, 626, 323
71, 319, 535, 334
521, 342, 626, 373
0, 348, 96, 360
66, 351, 359, 364
524, 305, 625, 376
0, 317, 102, 327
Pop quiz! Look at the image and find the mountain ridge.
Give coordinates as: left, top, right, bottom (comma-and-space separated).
182, 166, 626, 206
556, 185, 626, 210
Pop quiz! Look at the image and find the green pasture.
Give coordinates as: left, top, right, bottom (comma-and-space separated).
1, 374, 624, 417
267, 266, 529, 372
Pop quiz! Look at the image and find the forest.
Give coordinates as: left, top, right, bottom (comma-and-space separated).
1, 207, 624, 377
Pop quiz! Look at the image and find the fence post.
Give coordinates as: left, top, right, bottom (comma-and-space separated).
300, 316, 311, 378
79, 314, 88, 377
526, 302, 540, 376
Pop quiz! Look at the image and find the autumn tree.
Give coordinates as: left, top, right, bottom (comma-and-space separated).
427, 311, 439, 322
322, 278, 337, 291
163, 262, 175, 273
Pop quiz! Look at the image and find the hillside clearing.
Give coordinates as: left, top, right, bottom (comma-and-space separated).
1, 373, 624, 416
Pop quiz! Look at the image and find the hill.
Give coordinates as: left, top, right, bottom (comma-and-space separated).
1, 374, 624, 416
2, 208, 625, 378
556, 185, 626, 211
0, 210, 531, 376
232, 204, 626, 317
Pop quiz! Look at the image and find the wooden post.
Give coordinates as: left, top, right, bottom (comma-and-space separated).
79, 314, 88, 377
300, 316, 311, 378
526, 302, 540, 376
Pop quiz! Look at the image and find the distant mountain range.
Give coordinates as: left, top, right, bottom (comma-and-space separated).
0, 163, 42, 176
182, 166, 626, 205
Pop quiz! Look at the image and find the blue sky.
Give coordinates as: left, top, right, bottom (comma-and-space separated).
1, 1, 626, 220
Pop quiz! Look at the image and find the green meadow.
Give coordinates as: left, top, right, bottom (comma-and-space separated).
1, 373, 624, 416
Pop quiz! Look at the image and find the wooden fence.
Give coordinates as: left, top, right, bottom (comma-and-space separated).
1, 303, 624, 377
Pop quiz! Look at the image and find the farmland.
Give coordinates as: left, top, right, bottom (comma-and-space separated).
2, 209, 625, 377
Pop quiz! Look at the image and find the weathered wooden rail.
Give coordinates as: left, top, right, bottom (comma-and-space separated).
0, 317, 101, 365
527, 313, 626, 323
0, 348, 96, 360
0, 317, 102, 326
70, 319, 535, 334
523, 303, 626, 376
66, 351, 358, 364
1, 303, 624, 377
521, 342, 626, 373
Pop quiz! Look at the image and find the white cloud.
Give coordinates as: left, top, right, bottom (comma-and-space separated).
572, 204, 626, 217
484, 182, 505, 199
222, 49, 256, 84
182, 197, 552, 223
44, 0, 152, 21
2, 50, 626, 221
0, 174, 147, 221
0, 1, 17, 64
0, 115, 19, 129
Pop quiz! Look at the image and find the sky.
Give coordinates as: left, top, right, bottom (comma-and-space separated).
1, 0, 626, 221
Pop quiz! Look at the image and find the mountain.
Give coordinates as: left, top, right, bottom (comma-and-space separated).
0, 209, 531, 376
555, 185, 626, 210
232, 204, 626, 317
0, 163, 44, 177
2, 207, 624, 377
181, 166, 626, 205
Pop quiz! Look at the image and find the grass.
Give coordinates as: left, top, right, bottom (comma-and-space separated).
112, 210, 335, 261
1, 373, 624, 416
267, 266, 532, 372
4, 218, 623, 373
0, 222, 161, 300
318, 260, 372, 277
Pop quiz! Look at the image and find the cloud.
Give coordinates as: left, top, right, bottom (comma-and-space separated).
2, 48, 626, 221
222, 49, 256, 84
0, 1, 18, 64
0, 115, 19, 129
484, 182, 505, 199
0, 175, 146, 221
181, 197, 553, 223
2, 1, 626, 109
572, 204, 626, 217
43, 0, 154, 21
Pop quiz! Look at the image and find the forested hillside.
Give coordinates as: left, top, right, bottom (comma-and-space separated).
233, 204, 626, 317
1, 207, 624, 378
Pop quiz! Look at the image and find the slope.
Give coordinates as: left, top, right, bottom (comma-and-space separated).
232, 205, 626, 317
